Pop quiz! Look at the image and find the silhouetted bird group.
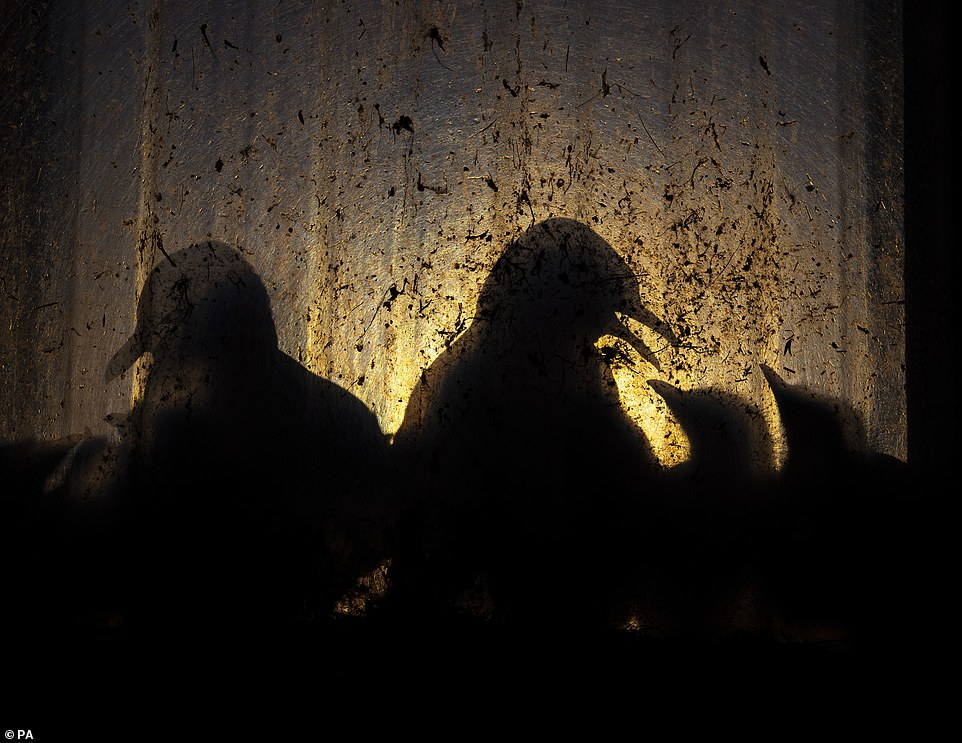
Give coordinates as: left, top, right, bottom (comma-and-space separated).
1, 221, 911, 648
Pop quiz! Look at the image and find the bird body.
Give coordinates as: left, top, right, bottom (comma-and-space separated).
757, 364, 909, 643
117, 242, 391, 631
4, 241, 391, 638
390, 219, 673, 628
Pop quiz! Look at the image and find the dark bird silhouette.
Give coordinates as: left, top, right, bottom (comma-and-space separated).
647, 381, 773, 490
111, 241, 393, 634
389, 218, 676, 630
2, 241, 391, 640
640, 381, 775, 636
758, 364, 909, 645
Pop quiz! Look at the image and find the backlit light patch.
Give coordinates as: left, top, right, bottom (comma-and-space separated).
595, 334, 690, 469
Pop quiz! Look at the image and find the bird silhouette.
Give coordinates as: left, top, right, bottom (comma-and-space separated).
1, 241, 390, 637
758, 364, 909, 644
389, 218, 676, 629
647, 381, 773, 490
640, 381, 775, 636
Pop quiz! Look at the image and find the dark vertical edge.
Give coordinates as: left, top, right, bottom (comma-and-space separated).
863, 0, 907, 459
0, 6, 70, 442
904, 3, 951, 479
0, 7, 39, 441
903, 1, 950, 655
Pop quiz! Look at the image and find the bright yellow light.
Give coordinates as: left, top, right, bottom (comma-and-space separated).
595, 334, 691, 468
130, 351, 153, 412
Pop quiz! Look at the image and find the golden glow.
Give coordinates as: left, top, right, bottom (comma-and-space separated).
333, 558, 392, 618
129, 352, 152, 412
595, 333, 691, 469
378, 331, 429, 439
131, 3, 162, 414
759, 377, 788, 473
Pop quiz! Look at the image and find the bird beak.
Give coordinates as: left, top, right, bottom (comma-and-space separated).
105, 330, 144, 382
759, 363, 786, 396
604, 303, 677, 372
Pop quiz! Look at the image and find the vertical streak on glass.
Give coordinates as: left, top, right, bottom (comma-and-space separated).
303, 10, 335, 389
865, 0, 906, 460
131, 0, 163, 411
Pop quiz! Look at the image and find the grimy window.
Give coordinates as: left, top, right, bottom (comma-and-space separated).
1, 1, 923, 645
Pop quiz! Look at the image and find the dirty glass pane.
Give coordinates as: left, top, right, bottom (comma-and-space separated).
2, 1, 909, 644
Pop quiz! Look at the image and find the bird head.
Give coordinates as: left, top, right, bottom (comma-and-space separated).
475, 218, 675, 368
647, 379, 774, 477
106, 241, 277, 382
760, 364, 866, 472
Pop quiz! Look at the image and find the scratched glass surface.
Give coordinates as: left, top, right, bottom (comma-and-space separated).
1, 0, 904, 464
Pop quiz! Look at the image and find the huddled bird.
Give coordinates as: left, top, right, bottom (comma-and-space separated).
647, 380, 773, 491
638, 368, 910, 643
5, 241, 392, 638
389, 218, 676, 629
641, 381, 775, 634
109, 241, 392, 633
758, 364, 909, 643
